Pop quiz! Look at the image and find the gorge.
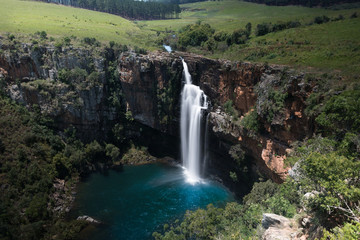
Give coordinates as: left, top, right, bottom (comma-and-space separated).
0, 40, 321, 239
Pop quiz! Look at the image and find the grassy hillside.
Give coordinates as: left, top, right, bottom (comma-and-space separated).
140, 0, 359, 32
0, 0, 156, 48
206, 17, 360, 77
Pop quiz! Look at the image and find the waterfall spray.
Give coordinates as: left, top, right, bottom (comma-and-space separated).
180, 59, 208, 183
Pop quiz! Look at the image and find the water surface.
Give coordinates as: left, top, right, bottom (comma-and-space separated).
73, 163, 233, 240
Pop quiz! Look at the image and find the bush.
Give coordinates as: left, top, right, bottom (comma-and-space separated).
314, 15, 330, 24
213, 31, 229, 42
105, 144, 120, 162
266, 195, 296, 218
178, 23, 215, 48
315, 89, 360, 136
39, 31, 47, 40
82, 37, 99, 46
63, 36, 71, 46
8, 34, 15, 41
256, 23, 271, 36
243, 180, 279, 205
58, 67, 88, 84
301, 152, 360, 218
321, 221, 360, 240
223, 100, 238, 119
241, 109, 259, 133
85, 140, 105, 163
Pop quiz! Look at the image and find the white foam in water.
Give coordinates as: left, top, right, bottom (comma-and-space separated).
180, 59, 208, 184
163, 45, 172, 53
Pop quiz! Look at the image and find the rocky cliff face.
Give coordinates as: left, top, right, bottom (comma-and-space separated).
118, 51, 314, 183
0, 41, 315, 183
0, 43, 119, 141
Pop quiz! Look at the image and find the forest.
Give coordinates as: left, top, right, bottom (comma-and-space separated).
42, 0, 181, 19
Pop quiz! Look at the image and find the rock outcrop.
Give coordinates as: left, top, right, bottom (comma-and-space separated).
262, 213, 305, 240
77, 215, 100, 224
0, 43, 119, 141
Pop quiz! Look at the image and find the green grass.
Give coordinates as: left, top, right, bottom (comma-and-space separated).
0, 0, 156, 48
1, 0, 359, 76
207, 18, 360, 77
140, 0, 359, 33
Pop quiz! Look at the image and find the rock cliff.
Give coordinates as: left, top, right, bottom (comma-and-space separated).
0, 42, 119, 141
0, 41, 315, 184
118, 51, 314, 183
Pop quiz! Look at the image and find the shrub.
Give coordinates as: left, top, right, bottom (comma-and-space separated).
301, 152, 360, 220
178, 23, 215, 48
8, 34, 15, 41
256, 23, 271, 36
213, 31, 229, 42
241, 109, 259, 133
315, 89, 360, 136
82, 37, 99, 46
314, 15, 330, 24
63, 36, 71, 46
223, 100, 238, 119
105, 144, 120, 162
321, 221, 360, 240
39, 31, 47, 40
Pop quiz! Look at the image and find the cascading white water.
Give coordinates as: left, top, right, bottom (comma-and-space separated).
180, 59, 208, 183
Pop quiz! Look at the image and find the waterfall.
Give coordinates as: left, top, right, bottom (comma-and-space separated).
180, 59, 208, 183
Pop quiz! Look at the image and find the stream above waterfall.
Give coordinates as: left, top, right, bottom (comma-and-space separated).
72, 163, 234, 240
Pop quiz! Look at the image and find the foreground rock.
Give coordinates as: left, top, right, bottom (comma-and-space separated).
77, 215, 100, 224
262, 213, 305, 240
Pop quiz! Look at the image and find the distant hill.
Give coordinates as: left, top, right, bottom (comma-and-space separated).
244, 0, 360, 7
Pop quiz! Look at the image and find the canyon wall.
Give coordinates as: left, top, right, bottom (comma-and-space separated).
0, 43, 119, 141
0, 43, 315, 184
118, 51, 314, 183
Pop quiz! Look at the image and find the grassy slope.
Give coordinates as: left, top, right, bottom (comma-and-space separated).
139, 0, 360, 76
211, 18, 360, 76
140, 0, 358, 32
0, 0, 359, 75
0, 0, 156, 48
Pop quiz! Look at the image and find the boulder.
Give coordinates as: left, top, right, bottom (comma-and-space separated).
262, 213, 291, 229
261, 213, 305, 240
77, 215, 100, 224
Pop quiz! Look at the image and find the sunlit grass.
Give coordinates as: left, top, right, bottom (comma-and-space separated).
0, 0, 156, 48
140, 0, 359, 33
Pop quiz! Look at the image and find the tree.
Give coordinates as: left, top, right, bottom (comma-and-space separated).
301, 152, 360, 222
245, 22, 252, 37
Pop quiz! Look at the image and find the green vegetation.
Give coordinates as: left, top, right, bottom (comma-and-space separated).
2, 0, 360, 75
143, 0, 360, 76
38, 0, 181, 20
0, 0, 156, 48
223, 100, 238, 119
322, 221, 360, 240
240, 109, 260, 133
120, 145, 156, 165
142, 0, 358, 32
178, 22, 215, 48
153, 178, 299, 239
245, 0, 360, 7
0, 96, 109, 239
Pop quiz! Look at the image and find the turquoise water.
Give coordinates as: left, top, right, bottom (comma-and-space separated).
73, 163, 234, 240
